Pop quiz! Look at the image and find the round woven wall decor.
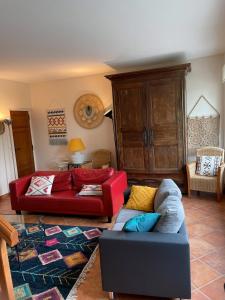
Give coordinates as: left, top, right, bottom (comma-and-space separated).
73, 94, 104, 129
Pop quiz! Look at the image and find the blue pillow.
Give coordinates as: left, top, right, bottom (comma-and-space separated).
123, 213, 161, 232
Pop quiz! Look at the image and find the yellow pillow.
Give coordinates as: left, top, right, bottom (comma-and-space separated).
125, 185, 157, 212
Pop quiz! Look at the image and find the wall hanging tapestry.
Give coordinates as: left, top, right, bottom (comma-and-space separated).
47, 109, 67, 145
187, 95, 220, 157
8, 223, 104, 300
73, 94, 104, 129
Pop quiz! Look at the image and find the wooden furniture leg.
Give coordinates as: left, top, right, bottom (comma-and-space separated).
109, 291, 115, 299
0, 239, 15, 300
0, 215, 19, 300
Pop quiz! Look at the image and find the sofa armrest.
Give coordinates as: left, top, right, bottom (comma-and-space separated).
100, 227, 189, 246
99, 228, 191, 299
9, 175, 34, 209
102, 171, 127, 216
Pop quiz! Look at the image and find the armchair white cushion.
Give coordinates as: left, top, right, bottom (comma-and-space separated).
186, 147, 225, 201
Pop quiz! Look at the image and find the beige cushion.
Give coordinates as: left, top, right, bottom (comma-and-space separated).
190, 173, 217, 192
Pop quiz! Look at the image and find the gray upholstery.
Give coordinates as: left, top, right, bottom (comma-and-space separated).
112, 208, 145, 231
115, 208, 145, 223
154, 179, 182, 211
99, 181, 191, 299
154, 195, 185, 233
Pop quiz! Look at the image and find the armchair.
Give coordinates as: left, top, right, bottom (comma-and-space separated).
186, 147, 225, 201
91, 149, 112, 168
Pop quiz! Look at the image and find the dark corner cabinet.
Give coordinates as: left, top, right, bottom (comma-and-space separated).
106, 63, 191, 189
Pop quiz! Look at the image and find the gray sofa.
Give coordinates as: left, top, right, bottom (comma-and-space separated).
99, 180, 191, 299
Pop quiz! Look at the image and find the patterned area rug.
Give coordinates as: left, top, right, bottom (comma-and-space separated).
8, 223, 104, 300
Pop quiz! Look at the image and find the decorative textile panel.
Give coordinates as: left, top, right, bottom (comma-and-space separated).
47, 109, 67, 145
187, 116, 220, 157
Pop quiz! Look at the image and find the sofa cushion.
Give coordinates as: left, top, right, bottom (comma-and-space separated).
112, 222, 125, 231
79, 184, 103, 196
123, 213, 161, 232
25, 175, 55, 196
19, 190, 104, 214
52, 172, 72, 192
116, 208, 145, 224
154, 195, 185, 233
72, 168, 114, 189
154, 179, 182, 211
125, 185, 157, 212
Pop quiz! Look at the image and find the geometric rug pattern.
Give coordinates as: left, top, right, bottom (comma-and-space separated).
8, 223, 104, 300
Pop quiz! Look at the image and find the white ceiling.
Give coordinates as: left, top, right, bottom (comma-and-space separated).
0, 0, 224, 83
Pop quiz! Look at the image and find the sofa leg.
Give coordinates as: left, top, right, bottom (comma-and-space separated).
109, 292, 115, 299
16, 210, 21, 215
107, 216, 112, 223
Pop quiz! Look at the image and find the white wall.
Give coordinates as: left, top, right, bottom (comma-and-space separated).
0, 79, 31, 195
30, 54, 225, 170
30, 74, 115, 170
186, 54, 224, 148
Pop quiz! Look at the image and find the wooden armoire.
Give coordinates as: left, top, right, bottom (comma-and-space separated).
106, 63, 191, 189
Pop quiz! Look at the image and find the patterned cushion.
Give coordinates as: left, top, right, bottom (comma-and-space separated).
79, 184, 103, 196
125, 185, 157, 212
196, 156, 222, 176
25, 176, 55, 196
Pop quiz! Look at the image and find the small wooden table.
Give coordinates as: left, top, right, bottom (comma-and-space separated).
67, 160, 92, 170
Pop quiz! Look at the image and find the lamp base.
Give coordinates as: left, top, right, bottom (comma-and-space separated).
71, 152, 84, 164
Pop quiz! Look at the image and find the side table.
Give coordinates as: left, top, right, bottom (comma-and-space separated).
67, 160, 92, 170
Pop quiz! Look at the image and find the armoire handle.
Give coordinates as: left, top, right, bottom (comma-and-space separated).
149, 129, 154, 146
143, 127, 148, 147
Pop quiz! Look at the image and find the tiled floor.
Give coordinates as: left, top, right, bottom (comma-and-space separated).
0, 193, 225, 300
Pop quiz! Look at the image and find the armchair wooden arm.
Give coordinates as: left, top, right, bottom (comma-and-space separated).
0, 216, 19, 300
186, 162, 196, 197
217, 163, 225, 201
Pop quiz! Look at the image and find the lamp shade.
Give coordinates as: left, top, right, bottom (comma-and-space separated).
68, 138, 85, 152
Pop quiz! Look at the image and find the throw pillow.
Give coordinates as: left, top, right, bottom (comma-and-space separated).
154, 179, 182, 211
154, 195, 185, 233
52, 172, 72, 192
123, 213, 161, 232
25, 175, 55, 196
79, 184, 103, 196
196, 155, 222, 176
125, 185, 157, 212
72, 168, 114, 190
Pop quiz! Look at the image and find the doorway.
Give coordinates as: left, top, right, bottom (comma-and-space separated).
10, 111, 35, 177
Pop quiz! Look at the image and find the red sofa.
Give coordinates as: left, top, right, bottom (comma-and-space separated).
9, 168, 127, 222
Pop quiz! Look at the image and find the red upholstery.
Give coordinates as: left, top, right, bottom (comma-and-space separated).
51, 172, 72, 192
72, 168, 114, 189
9, 168, 127, 219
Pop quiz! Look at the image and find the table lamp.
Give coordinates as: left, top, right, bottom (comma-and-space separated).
68, 138, 86, 163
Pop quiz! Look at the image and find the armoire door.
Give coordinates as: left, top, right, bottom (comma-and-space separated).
147, 77, 184, 173
113, 82, 149, 172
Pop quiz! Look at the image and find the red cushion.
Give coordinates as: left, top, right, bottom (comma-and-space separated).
52, 172, 72, 192
72, 168, 114, 189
